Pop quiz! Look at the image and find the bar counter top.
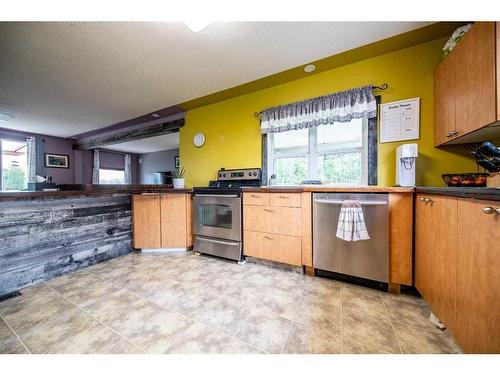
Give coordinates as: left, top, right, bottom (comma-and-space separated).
0, 184, 193, 201
241, 185, 415, 193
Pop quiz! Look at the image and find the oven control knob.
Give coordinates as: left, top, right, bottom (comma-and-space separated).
223, 173, 226, 177
218, 173, 222, 178
248, 172, 252, 176
253, 172, 257, 176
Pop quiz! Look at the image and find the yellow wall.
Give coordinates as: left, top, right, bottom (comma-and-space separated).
180, 37, 476, 187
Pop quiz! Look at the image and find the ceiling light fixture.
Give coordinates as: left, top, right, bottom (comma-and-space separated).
304, 64, 316, 73
0, 112, 15, 123
184, 20, 212, 33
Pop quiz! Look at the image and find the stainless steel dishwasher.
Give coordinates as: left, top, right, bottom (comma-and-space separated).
313, 193, 389, 283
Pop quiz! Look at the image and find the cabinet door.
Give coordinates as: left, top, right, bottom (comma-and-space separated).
414, 194, 431, 299
428, 195, 457, 331
244, 230, 302, 266
434, 54, 457, 146
455, 22, 496, 137
132, 194, 161, 248
160, 194, 187, 248
455, 199, 500, 353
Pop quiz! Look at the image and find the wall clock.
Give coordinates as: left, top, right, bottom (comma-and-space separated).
193, 132, 206, 148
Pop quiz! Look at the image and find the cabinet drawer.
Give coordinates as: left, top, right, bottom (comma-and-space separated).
269, 193, 301, 207
243, 192, 269, 206
243, 205, 301, 236
244, 230, 301, 266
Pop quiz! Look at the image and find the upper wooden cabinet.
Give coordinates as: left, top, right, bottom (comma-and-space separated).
434, 22, 499, 146
132, 193, 192, 250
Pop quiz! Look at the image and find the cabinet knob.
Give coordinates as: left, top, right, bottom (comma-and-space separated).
446, 132, 452, 138
483, 207, 496, 215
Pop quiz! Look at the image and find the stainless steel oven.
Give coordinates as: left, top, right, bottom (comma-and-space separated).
192, 168, 261, 262
193, 194, 241, 242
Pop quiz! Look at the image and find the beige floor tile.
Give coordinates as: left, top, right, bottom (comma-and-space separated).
123, 309, 193, 353
106, 339, 145, 354
392, 323, 461, 354
222, 338, 263, 354
341, 286, 387, 319
0, 285, 74, 332
252, 288, 301, 320
342, 308, 401, 354
283, 322, 341, 354
47, 321, 122, 354
48, 272, 120, 307
0, 318, 28, 354
380, 291, 428, 307
17, 307, 96, 353
342, 339, 392, 354
191, 296, 252, 335
166, 322, 232, 354
302, 277, 341, 305
383, 298, 441, 332
235, 309, 292, 354
294, 296, 341, 335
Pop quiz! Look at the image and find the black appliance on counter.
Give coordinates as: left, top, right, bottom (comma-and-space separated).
153, 171, 173, 185
471, 141, 500, 172
192, 168, 262, 263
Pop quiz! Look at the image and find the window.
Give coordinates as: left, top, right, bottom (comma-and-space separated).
267, 118, 368, 185
99, 169, 125, 184
1, 139, 28, 191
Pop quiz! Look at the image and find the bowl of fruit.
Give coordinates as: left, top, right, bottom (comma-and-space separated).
442, 173, 488, 187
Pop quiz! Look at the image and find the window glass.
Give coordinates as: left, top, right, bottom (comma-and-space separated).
99, 169, 125, 184
1, 139, 28, 191
317, 119, 363, 148
317, 152, 362, 184
274, 157, 308, 185
273, 128, 308, 150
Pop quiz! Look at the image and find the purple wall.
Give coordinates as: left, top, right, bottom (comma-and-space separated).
0, 127, 139, 185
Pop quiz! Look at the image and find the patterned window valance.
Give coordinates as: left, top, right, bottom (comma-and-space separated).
260, 85, 377, 134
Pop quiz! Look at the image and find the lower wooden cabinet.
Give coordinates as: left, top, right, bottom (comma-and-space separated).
243, 230, 301, 266
455, 198, 500, 353
415, 194, 500, 353
242, 192, 311, 267
132, 193, 192, 250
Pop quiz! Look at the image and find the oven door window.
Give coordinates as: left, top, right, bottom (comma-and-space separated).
199, 204, 233, 229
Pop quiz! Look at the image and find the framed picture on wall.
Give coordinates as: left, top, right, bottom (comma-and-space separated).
174, 156, 180, 168
44, 153, 69, 168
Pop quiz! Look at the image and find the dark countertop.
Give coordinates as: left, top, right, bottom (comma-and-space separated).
242, 185, 414, 193
0, 184, 193, 201
416, 187, 500, 201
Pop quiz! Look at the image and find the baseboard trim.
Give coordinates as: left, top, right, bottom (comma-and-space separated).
140, 247, 187, 253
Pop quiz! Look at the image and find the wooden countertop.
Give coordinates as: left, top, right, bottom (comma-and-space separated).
0, 184, 193, 201
242, 185, 414, 193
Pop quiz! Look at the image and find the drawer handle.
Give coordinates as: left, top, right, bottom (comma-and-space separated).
483, 207, 496, 215
446, 132, 452, 138
250, 194, 260, 198
419, 197, 426, 202
424, 198, 433, 204
278, 195, 289, 199
264, 208, 274, 212
264, 235, 274, 240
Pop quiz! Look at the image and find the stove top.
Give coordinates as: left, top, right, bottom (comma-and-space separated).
193, 168, 262, 195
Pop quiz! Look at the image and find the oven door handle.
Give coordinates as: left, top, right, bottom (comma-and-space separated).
194, 194, 239, 198
196, 237, 240, 246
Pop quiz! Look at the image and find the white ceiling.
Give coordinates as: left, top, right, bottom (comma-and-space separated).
102, 132, 179, 154
0, 21, 432, 138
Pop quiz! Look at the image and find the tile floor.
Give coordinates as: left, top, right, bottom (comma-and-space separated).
0, 252, 461, 354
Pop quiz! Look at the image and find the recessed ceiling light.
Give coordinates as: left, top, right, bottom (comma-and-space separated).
152, 113, 160, 118
304, 64, 316, 73
0, 112, 15, 123
184, 20, 212, 33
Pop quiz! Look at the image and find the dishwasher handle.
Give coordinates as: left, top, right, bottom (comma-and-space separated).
314, 198, 388, 206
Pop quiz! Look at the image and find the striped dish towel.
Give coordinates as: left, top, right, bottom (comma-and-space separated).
336, 200, 370, 241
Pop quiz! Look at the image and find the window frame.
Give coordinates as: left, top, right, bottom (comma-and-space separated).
266, 117, 369, 185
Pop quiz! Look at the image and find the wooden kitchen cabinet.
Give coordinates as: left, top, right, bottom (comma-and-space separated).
415, 194, 500, 353
131, 194, 161, 248
243, 191, 311, 268
132, 193, 192, 250
455, 198, 500, 353
434, 22, 498, 146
